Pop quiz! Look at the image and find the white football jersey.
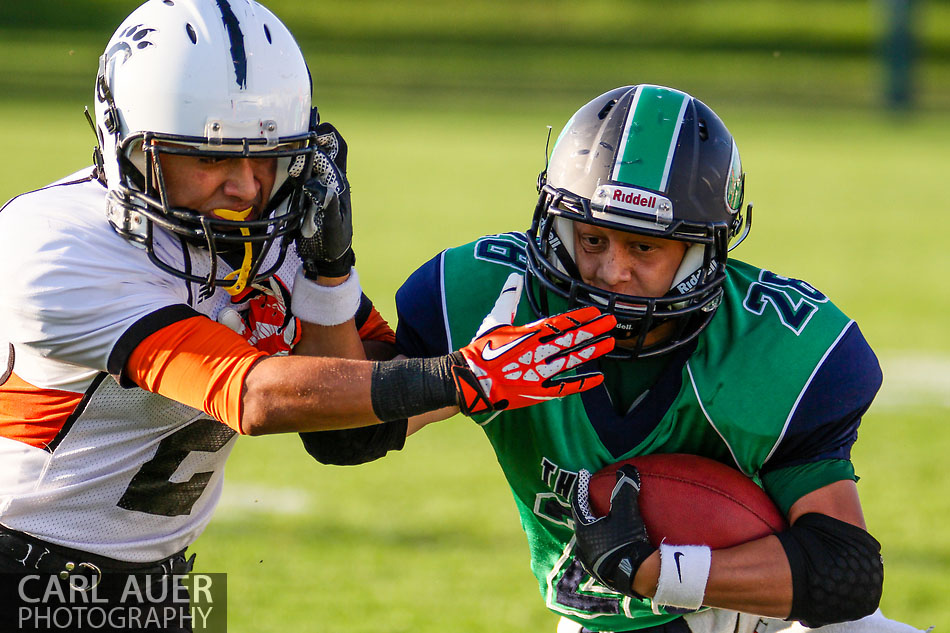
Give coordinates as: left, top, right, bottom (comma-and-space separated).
0, 168, 301, 562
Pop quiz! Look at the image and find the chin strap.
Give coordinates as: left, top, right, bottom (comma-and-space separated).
213, 207, 255, 296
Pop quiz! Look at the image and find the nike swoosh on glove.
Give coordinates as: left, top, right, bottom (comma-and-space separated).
452, 273, 616, 416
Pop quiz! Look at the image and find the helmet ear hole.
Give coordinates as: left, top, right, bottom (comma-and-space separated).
698, 119, 709, 141
597, 99, 618, 120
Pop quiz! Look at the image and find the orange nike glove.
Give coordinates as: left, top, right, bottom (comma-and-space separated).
453, 273, 615, 416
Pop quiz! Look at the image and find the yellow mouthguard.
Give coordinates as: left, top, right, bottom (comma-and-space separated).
214, 207, 254, 296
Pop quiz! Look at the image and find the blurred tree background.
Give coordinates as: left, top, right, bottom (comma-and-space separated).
1, 0, 948, 113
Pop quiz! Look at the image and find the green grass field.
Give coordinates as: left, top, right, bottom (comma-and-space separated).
1, 1, 948, 631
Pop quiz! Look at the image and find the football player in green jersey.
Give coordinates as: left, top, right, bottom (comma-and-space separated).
301, 85, 928, 633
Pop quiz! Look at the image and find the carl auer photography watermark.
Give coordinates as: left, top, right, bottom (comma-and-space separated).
1, 572, 226, 632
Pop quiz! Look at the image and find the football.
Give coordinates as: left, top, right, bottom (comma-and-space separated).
588, 453, 787, 549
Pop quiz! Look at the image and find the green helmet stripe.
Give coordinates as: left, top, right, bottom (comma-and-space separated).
612, 85, 689, 191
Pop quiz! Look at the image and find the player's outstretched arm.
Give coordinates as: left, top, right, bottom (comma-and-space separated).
241, 301, 614, 434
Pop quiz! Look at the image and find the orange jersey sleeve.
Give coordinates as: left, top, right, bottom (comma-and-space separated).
0, 373, 85, 449
357, 305, 395, 344
125, 316, 267, 434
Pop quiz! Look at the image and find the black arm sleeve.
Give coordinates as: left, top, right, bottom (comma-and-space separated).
298, 419, 408, 466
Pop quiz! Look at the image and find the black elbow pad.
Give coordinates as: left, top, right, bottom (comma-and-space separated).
299, 419, 407, 466
777, 513, 884, 627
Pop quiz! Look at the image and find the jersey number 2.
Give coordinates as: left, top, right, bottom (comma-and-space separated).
743, 271, 827, 335
118, 418, 236, 517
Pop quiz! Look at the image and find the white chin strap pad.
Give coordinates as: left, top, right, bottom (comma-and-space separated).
669, 243, 705, 293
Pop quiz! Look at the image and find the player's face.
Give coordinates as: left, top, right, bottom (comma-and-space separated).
573, 223, 687, 299
157, 151, 277, 221
572, 223, 688, 348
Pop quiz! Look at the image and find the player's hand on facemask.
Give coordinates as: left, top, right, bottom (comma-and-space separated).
451, 273, 616, 415
312, 121, 350, 210
571, 465, 657, 597
296, 122, 354, 279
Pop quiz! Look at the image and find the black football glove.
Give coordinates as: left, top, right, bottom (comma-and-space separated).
312, 121, 350, 206
571, 465, 657, 597
296, 122, 354, 279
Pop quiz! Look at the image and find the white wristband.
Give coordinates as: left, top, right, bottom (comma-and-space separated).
291, 266, 361, 326
651, 543, 711, 613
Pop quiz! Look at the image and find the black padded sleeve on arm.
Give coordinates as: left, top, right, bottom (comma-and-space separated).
777, 513, 884, 627
299, 419, 408, 466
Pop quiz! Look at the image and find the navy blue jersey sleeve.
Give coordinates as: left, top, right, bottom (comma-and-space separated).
394, 251, 451, 358
763, 322, 882, 474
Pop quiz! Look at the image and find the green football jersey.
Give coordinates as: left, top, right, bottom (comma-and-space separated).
394, 232, 879, 632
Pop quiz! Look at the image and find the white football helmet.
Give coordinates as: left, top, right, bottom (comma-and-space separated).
93, 0, 319, 293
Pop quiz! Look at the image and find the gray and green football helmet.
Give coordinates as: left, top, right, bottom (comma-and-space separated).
526, 85, 751, 358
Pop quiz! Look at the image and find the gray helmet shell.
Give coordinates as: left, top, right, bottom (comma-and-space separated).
526, 85, 750, 358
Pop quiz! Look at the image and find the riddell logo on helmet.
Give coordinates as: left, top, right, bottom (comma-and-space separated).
592, 185, 672, 223
612, 189, 656, 208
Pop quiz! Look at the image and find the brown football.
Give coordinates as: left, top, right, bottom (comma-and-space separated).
588, 453, 787, 549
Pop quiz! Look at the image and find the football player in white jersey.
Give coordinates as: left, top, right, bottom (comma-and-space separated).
0, 1, 616, 627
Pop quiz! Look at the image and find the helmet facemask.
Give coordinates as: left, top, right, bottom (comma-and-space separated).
106, 126, 318, 297
525, 85, 751, 359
